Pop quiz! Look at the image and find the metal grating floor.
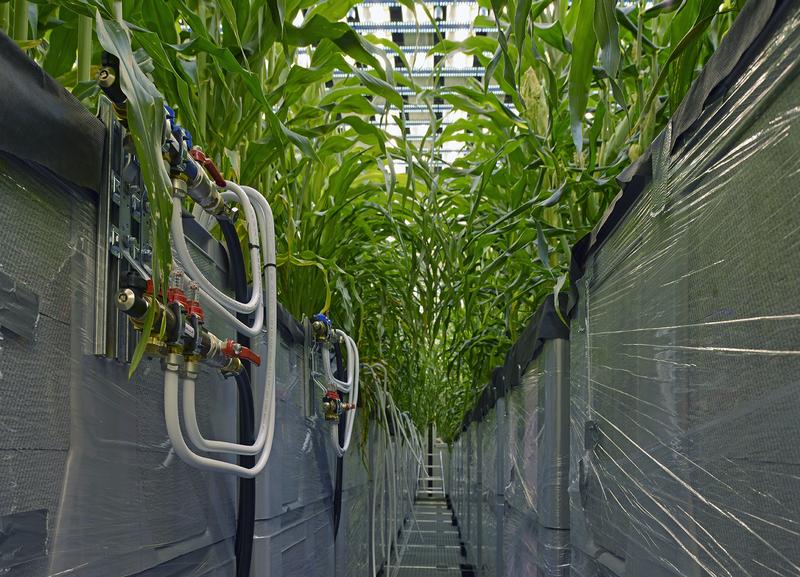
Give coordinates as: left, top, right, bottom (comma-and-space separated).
389, 495, 467, 577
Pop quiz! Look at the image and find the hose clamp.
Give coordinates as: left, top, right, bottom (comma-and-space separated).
171, 177, 188, 199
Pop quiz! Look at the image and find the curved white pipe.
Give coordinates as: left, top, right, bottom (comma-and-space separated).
195, 286, 264, 337
186, 186, 271, 337
164, 365, 276, 478
182, 374, 269, 455
165, 181, 278, 474
332, 332, 359, 456
171, 181, 261, 314
323, 329, 356, 393
177, 185, 278, 457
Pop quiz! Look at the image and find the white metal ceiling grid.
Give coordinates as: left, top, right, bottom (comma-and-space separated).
341, 0, 498, 167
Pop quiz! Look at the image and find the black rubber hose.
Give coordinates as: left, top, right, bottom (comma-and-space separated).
218, 219, 256, 577
332, 340, 346, 540
233, 370, 255, 575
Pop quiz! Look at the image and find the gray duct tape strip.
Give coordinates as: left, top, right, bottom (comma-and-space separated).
0, 269, 39, 340
0, 509, 47, 570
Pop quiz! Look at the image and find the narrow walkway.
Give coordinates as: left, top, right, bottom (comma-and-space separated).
391, 449, 472, 577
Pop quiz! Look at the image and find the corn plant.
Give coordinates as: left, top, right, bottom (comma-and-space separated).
2, 0, 742, 439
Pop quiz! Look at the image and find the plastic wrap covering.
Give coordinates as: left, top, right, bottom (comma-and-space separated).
505, 363, 543, 520
0, 32, 105, 192
503, 339, 571, 577
538, 339, 570, 530
251, 336, 336, 577
336, 424, 370, 577
449, 298, 570, 577
480, 413, 498, 576
0, 151, 238, 576
465, 423, 477, 565
567, 3, 800, 576
504, 521, 570, 577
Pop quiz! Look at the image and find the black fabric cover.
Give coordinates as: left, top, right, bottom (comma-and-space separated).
0, 30, 106, 192
500, 293, 569, 393
460, 293, 569, 433
277, 302, 305, 344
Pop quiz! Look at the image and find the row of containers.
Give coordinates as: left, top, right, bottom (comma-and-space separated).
446, 2, 800, 576
0, 139, 419, 577
0, 29, 419, 577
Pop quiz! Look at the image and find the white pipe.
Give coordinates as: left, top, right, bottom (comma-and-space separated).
182, 374, 268, 455
195, 286, 264, 337
163, 363, 275, 478
183, 188, 267, 337
163, 181, 278, 475
171, 183, 266, 337
171, 181, 262, 313
177, 185, 278, 456
324, 329, 355, 393
331, 332, 360, 456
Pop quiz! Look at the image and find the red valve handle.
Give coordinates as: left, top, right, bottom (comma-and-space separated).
238, 346, 261, 366
222, 339, 262, 366
189, 148, 227, 188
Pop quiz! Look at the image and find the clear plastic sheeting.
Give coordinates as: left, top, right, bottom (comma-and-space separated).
568, 4, 800, 577
505, 364, 543, 519
480, 412, 498, 576
0, 151, 238, 576
447, 329, 571, 577
251, 337, 336, 577
0, 147, 420, 577
336, 423, 370, 577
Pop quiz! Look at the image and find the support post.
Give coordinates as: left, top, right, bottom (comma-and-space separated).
368, 422, 376, 576
77, 15, 92, 82
13, 0, 27, 43
476, 421, 483, 572
496, 395, 506, 577
0, 3, 10, 34
427, 422, 433, 493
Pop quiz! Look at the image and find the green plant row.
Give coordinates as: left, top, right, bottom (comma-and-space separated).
3, 0, 742, 440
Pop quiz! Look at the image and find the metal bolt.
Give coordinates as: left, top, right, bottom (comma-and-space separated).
117, 289, 136, 311
131, 196, 142, 217
97, 67, 116, 88
110, 229, 121, 257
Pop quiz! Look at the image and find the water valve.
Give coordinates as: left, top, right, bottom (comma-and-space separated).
322, 390, 355, 422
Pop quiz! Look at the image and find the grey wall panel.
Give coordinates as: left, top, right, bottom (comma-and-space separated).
251, 332, 337, 577
0, 152, 239, 576
480, 414, 498, 577
503, 508, 569, 577
335, 423, 370, 577
255, 339, 334, 522
501, 340, 570, 577
506, 363, 543, 519
252, 500, 335, 577
568, 8, 800, 576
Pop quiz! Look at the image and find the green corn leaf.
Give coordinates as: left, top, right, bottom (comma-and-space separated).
95, 12, 173, 377
594, 0, 620, 77
568, 0, 597, 152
